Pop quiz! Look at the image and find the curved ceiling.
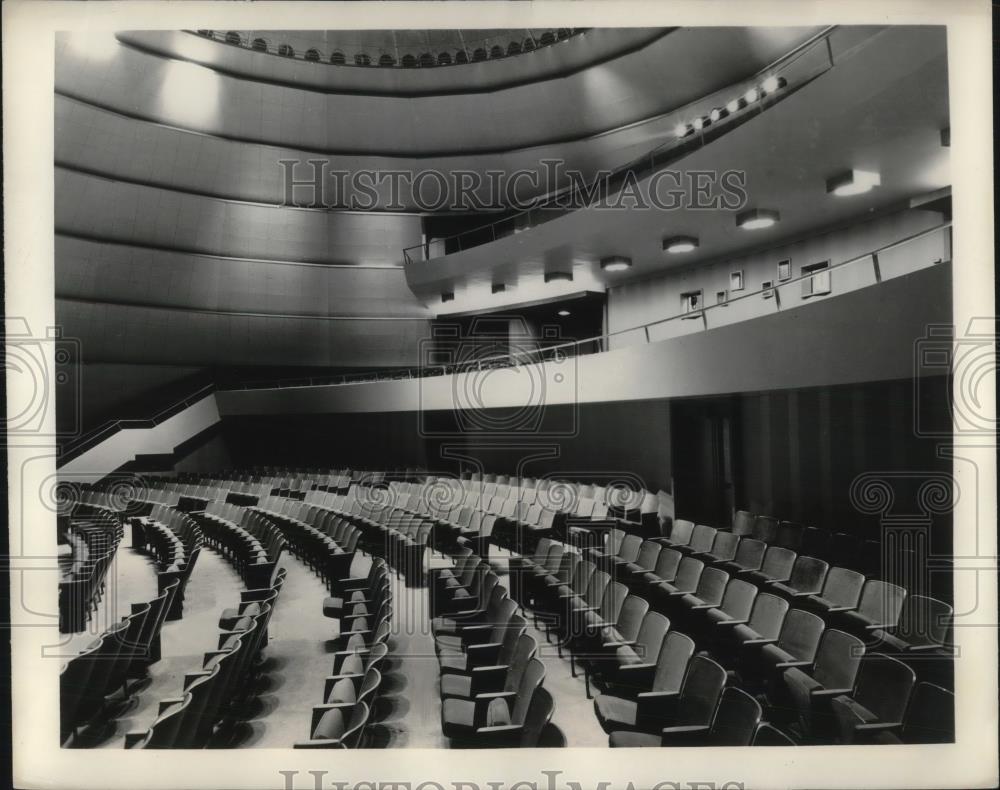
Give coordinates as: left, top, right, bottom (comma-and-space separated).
404, 26, 950, 314
57, 27, 822, 158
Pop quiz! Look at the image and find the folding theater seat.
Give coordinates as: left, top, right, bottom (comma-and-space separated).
607, 655, 727, 745
829, 654, 916, 744
782, 629, 865, 741
435, 598, 518, 664
691, 531, 741, 565
653, 519, 695, 551
522, 543, 565, 607
832, 580, 907, 637
601, 534, 644, 574
595, 611, 671, 694
432, 581, 506, 639
327, 642, 389, 694
569, 581, 629, 672
752, 516, 779, 544
593, 632, 695, 733
440, 633, 537, 701
868, 682, 954, 744
635, 548, 683, 597
659, 565, 727, 625
870, 594, 953, 679
740, 608, 825, 697
716, 538, 766, 576
509, 537, 556, 601
741, 546, 796, 587
295, 701, 369, 749
804, 566, 865, 618
620, 540, 662, 586
124, 693, 192, 749
731, 510, 756, 538
611, 687, 763, 747
329, 609, 392, 666
438, 614, 527, 678
527, 550, 577, 616
579, 593, 650, 696
323, 560, 390, 619
555, 570, 611, 652
441, 658, 546, 747
674, 525, 718, 558
434, 565, 495, 618
536, 560, 597, 645
713, 592, 790, 668
768, 556, 829, 600
691, 577, 759, 645
324, 666, 381, 713
584, 528, 625, 566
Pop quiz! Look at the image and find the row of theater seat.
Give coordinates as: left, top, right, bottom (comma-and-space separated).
196, 500, 286, 589
130, 504, 205, 621
299, 559, 395, 747
431, 555, 557, 747
60, 577, 180, 744
58, 511, 124, 633
514, 535, 954, 745
125, 569, 286, 748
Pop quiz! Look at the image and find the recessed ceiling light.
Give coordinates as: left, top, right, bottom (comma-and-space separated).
743, 86, 760, 103
761, 75, 786, 94
692, 116, 711, 132
674, 122, 693, 138
441, 291, 454, 303
726, 96, 747, 114
544, 271, 573, 283
600, 255, 633, 272
662, 235, 700, 254
736, 209, 780, 230
826, 169, 881, 197
709, 107, 729, 123
491, 283, 506, 294
557, 310, 571, 317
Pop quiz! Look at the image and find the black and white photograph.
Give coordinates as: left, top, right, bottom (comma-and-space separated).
4, 1, 997, 789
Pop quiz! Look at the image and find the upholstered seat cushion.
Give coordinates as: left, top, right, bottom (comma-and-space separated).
434, 634, 464, 654
439, 673, 473, 698
220, 602, 261, 626
442, 696, 510, 735
593, 694, 639, 731
339, 652, 365, 676
615, 645, 643, 665
438, 653, 469, 673
230, 616, 254, 632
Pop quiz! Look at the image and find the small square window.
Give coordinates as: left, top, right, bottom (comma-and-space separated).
730, 271, 744, 291
761, 280, 774, 299
777, 259, 791, 281
801, 261, 831, 297
716, 290, 728, 305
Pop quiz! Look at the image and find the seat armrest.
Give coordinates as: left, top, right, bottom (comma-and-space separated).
714, 618, 749, 626
810, 687, 853, 698
294, 738, 345, 749
603, 640, 638, 649
854, 721, 902, 733
123, 731, 147, 749
740, 637, 778, 647
775, 659, 812, 670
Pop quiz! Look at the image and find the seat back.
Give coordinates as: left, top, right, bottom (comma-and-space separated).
852, 654, 916, 725
718, 578, 758, 620
617, 535, 643, 563
342, 701, 371, 748
709, 531, 740, 561
901, 683, 954, 744
760, 546, 796, 579
487, 598, 519, 642
822, 566, 865, 608
693, 566, 728, 605
510, 658, 546, 726
813, 629, 865, 691
503, 634, 540, 693
673, 557, 705, 592
776, 521, 803, 551
753, 516, 779, 543
733, 538, 766, 571
747, 592, 790, 640
599, 581, 629, 624
634, 541, 662, 572
652, 549, 682, 582
688, 525, 717, 554
858, 580, 907, 628
787, 556, 829, 594
140, 693, 191, 748
676, 655, 727, 727
634, 611, 670, 663
732, 510, 756, 537
616, 595, 650, 643
585, 571, 611, 608
777, 608, 825, 663
652, 631, 695, 692
572, 561, 597, 595
895, 595, 953, 648
519, 687, 555, 747
710, 688, 763, 746
668, 519, 695, 546
497, 615, 529, 666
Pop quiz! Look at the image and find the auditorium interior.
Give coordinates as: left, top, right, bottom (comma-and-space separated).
52, 24, 957, 751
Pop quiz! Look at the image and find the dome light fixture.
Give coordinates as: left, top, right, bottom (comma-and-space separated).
826, 169, 881, 197
692, 115, 711, 132
600, 255, 633, 273
491, 282, 506, 294
726, 96, 747, 114
709, 106, 729, 123
743, 86, 760, 104
441, 291, 455, 303
662, 235, 700, 254
557, 309, 571, 317
674, 122, 694, 139
761, 75, 787, 95
736, 208, 780, 230
544, 271, 573, 283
